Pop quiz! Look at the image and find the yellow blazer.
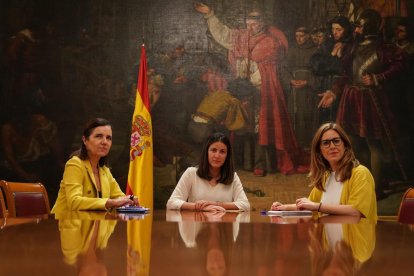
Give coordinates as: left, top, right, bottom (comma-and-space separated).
51, 156, 125, 214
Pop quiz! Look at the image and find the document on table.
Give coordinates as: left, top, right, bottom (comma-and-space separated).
116, 206, 150, 213
262, 210, 313, 216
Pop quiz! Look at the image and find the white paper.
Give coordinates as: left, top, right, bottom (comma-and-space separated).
265, 210, 313, 216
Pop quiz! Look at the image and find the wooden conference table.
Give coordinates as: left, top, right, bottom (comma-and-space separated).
0, 210, 413, 276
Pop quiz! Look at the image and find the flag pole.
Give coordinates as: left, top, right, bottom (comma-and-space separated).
126, 39, 153, 208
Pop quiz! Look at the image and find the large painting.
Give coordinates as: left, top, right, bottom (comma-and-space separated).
0, 0, 413, 208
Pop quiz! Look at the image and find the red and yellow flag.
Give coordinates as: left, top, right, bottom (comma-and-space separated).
126, 44, 153, 276
126, 43, 153, 209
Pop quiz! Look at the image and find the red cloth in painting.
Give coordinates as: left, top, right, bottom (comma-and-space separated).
228, 27, 306, 174
333, 43, 406, 139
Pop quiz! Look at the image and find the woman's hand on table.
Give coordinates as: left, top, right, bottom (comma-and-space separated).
295, 197, 319, 211
131, 196, 140, 206
194, 200, 215, 211
271, 201, 287, 210
105, 196, 135, 209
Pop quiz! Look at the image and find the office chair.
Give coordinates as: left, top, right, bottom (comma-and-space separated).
0, 186, 7, 218
0, 180, 50, 218
397, 187, 414, 224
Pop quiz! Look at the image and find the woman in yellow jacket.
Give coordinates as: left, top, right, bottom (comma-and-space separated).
52, 118, 138, 214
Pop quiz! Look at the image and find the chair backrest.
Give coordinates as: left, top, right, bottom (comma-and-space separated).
0, 186, 7, 218
397, 187, 414, 224
0, 180, 50, 218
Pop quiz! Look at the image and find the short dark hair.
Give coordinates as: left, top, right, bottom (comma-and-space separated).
311, 27, 326, 35
328, 15, 354, 42
197, 132, 235, 185
71, 118, 112, 167
247, 11, 264, 22
296, 26, 309, 34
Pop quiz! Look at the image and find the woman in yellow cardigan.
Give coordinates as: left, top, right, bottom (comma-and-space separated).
52, 118, 138, 214
271, 122, 377, 222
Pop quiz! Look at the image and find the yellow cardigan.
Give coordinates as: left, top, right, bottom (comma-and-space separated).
51, 156, 125, 213
308, 165, 377, 222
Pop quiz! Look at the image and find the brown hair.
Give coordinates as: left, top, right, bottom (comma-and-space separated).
309, 122, 359, 190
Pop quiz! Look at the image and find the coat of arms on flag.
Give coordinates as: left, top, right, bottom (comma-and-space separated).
130, 114, 151, 161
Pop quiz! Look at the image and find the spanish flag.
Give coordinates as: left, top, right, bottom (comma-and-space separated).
126, 43, 153, 276
126, 43, 153, 209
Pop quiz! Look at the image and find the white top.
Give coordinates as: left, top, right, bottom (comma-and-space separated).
166, 167, 250, 211
321, 172, 343, 205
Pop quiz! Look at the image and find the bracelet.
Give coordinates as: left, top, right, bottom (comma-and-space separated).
318, 202, 322, 212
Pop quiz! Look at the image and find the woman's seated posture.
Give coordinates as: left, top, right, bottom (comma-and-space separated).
271, 122, 377, 221
52, 118, 138, 214
167, 132, 250, 211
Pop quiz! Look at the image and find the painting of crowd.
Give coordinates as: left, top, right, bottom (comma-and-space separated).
0, 0, 413, 205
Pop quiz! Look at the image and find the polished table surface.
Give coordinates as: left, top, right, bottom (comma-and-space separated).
0, 210, 413, 276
